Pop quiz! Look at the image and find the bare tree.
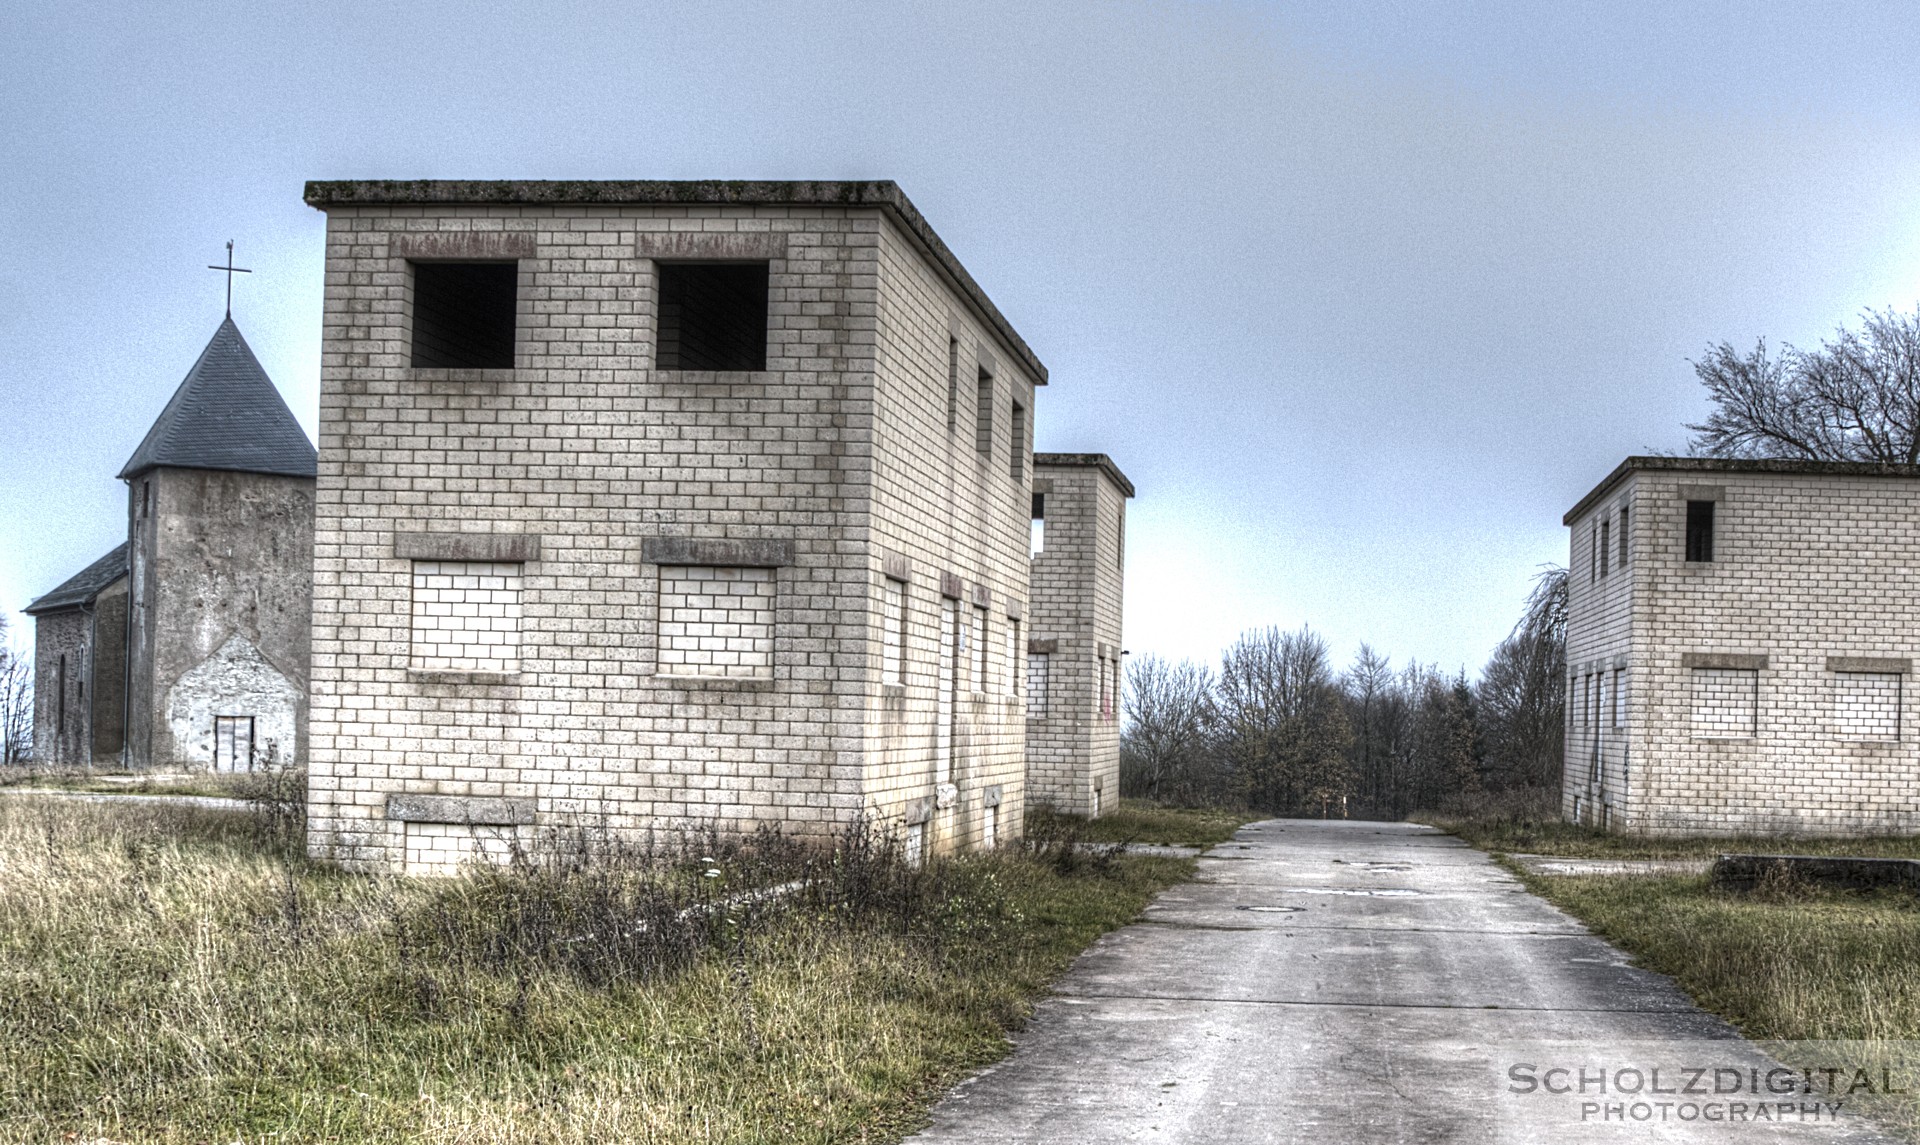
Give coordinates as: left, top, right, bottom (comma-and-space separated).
1688, 306, 1920, 462
0, 616, 33, 765
1120, 656, 1216, 803
1477, 565, 1567, 791
1215, 626, 1352, 816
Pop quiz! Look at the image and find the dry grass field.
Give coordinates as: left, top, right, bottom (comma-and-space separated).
0, 793, 1192, 1143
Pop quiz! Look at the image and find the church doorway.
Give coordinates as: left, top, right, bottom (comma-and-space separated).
213, 715, 255, 772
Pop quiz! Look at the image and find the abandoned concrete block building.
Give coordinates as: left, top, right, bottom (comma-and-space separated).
1564, 456, 1920, 836
1026, 453, 1132, 817
26, 318, 317, 770
301, 179, 1129, 873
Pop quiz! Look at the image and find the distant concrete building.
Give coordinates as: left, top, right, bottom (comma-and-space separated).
1026, 453, 1133, 817
302, 179, 1138, 873
26, 318, 317, 770
1564, 456, 1920, 836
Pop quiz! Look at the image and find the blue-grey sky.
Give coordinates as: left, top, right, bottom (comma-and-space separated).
5, 1, 1919, 675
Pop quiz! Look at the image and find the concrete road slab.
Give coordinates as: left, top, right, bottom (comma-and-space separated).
907, 819, 1899, 1144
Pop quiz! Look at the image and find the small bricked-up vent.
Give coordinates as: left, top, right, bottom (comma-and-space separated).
410, 561, 523, 673
1691, 667, 1758, 739
658, 565, 775, 679
1028, 652, 1050, 716
657, 262, 769, 371
1834, 672, 1901, 742
411, 263, 517, 369
1685, 500, 1715, 562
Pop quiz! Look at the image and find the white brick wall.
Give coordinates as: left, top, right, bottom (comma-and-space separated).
656, 566, 774, 679
410, 561, 522, 672
881, 578, 905, 686
1834, 672, 1900, 742
1690, 669, 1757, 739
403, 821, 523, 877
1565, 463, 1920, 837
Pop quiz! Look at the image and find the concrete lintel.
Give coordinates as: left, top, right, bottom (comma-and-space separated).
387, 793, 535, 825
1675, 484, 1726, 502
1681, 652, 1768, 671
390, 231, 536, 260
970, 582, 991, 608
407, 669, 518, 686
882, 551, 911, 582
1006, 598, 1024, 620
633, 232, 787, 261
642, 537, 795, 567
905, 796, 936, 825
1828, 656, 1912, 674
941, 571, 964, 600
1028, 638, 1059, 655
395, 532, 541, 563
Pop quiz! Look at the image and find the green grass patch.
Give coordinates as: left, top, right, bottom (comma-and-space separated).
1029, 798, 1261, 847
0, 795, 1188, 1143
0, 768, 252, 799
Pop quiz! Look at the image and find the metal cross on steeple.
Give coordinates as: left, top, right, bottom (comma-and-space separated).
206, 240, 252, 317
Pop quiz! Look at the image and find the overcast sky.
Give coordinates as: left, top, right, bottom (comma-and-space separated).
5, 1, 1919, 677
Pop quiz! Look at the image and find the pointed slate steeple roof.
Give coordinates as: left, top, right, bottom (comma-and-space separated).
117, 317, 317, 480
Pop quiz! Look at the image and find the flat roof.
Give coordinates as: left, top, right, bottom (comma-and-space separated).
1565, 456, 1920, 524
1035, 452, 1135, 498
303, 179, 1046, 385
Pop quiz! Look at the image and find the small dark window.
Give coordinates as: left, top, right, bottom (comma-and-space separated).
1685, 500, 1715, 562
1618, 504, 1630, 567
411, 262, 517, 369
1009, 401, 1026, 481
975, 367, 994, 455
1599, 520, 1611, 577
1031, 492, 1045, 520
657, 262, 769, 371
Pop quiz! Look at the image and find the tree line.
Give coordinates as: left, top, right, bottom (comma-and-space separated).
1120, 567, 1566, 819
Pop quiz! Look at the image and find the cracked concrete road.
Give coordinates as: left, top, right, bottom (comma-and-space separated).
907, 819, 1899, 1144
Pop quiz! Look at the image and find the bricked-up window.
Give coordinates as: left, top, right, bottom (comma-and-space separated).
1100, 657, 1114, 720
881, 577, 907, 686
658, 566, 776, 679
1006, 620, 1020, 694
1030, 493, 1046, 557
1029, 652, 1050, 716
971, 606, 988, 691
410, 561, 523, 672
1685, 500, 1715, 563
1599, 519, 1611, 577
1834, 672, 1901, 742
1618, 504, 1630, 567
1612, 668, 1624, 726
975, 367, 994, 456
1009, 401, 1026, 481
946, 336, 960, 432
1690, 668, 1757, 739
656, 262, 769, 371
410, 262, 517, 369
982, 802, 998, 848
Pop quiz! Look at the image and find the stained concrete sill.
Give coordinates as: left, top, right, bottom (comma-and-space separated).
656, 674, 776, 692
407, 669, 519, 686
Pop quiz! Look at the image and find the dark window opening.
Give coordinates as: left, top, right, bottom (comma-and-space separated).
411, 262, 518, 369
1030, 493, 1046, 557
141, 481, 150, 520
1599, 520, 1611, 577
57, 654, 67, 728
1031, 492, 1045, 520
975, 367, 994, 455
1619, 504, 1630, 566
1009, 401, 1026, 481
657, 262, 769, 371
1685, 500, 1715, 563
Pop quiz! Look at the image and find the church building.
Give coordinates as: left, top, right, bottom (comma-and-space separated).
26, 317, 317, 771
